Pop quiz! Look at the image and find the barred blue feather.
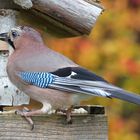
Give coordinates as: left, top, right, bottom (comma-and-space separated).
18, 71, 112, 97
19, 72, 55, 88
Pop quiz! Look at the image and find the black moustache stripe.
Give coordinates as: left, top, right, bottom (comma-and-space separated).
8, 39, 15, 50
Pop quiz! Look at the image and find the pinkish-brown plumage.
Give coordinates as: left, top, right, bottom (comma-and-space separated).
7, 26, 78, 110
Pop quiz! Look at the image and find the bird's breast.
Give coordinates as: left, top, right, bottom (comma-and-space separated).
24, 86, 79, 109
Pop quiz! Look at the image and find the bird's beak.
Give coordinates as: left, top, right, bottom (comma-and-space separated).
0, 33, 9, 42
0, 32, 15, 50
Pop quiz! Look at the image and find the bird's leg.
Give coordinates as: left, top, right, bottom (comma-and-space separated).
16, 103, 52, 130
55, 105, 74, 124
15, 107, 40, 130
66, 106, 73, 124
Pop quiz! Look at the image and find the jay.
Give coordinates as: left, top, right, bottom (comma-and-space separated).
0, 26, 140, 129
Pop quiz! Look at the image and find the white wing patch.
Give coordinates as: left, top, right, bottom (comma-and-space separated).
67, 71, 77, 78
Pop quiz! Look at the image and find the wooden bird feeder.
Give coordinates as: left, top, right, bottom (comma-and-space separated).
0, 0, 104, 107
0, 0, 108, 139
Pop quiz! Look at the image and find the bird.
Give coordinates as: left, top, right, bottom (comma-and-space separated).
0, 26, 140, 129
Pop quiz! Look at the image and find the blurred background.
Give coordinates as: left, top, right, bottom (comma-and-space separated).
42, 0, 140, 139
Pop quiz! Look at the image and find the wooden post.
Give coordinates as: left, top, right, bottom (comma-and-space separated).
0, 10, 30, 107
0, 2, 108, 139
0, 106, 108, 140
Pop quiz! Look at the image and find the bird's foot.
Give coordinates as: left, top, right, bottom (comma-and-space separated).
55, 106, 73, 124
15, 107, 34, 130
16, 103, 52, 130
66, 106, 73, 124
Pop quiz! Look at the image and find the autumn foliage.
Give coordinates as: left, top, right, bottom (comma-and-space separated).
44, 0, 140, 139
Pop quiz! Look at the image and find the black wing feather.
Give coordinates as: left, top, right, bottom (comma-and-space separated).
51, 67, 107, 82
51, 67, 71, 77
71, 67, 107, 82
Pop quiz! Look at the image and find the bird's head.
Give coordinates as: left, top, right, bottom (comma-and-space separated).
0, 26, 43, 50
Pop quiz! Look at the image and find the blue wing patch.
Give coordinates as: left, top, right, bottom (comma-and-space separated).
18, 72, 55, 88
18, 71, 112, 97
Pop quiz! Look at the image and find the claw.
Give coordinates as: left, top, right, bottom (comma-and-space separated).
25, 116, 34, 130
66, 106, 73, 124
67, 119, 72, 124
55, 106, 73, 124
15, 107, 34, 130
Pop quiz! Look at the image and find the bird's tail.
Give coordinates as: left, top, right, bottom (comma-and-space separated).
109, 90, 140, 105
51, 77, 140, 105
18, 71, 140, 105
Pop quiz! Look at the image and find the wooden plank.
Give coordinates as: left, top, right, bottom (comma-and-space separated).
0, 107, 108, 140
0, 0, 103, 37
32, 0, 103, 35
0, 9, 30, 106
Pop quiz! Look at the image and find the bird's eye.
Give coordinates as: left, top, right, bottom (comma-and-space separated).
0, 50, 9, 57
12, 31, 18, 38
